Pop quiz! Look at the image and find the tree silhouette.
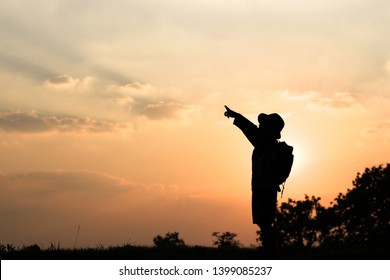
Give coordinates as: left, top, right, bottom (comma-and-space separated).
153, 232, 186, 248
324, 164, 390, 248
268, 163, 390, 250
212, 232, 241, 248
269, 195, 324, 248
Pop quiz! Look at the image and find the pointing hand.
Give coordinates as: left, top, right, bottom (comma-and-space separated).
224, 105, 238, 118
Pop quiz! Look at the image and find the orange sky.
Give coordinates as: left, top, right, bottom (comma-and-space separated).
1, 0, 390, 247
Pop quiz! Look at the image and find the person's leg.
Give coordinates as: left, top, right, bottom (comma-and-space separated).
257, 222, 276, 251
253, 188, 278, 255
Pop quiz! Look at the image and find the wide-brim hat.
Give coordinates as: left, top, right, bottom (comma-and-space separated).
258, 113, 285, 139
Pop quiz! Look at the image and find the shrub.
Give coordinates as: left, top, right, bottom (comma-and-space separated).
153, 232, 186, 248
212, 231, 241, 248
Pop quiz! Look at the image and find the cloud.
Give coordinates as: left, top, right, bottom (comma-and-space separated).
0, 52, 58, 80
0, 110, 126, 133
0, 170, 187, 207
282, 90, 362, 111
309, 92, 361, 110
0, 170, 141, 245
362, 120, 390, 137
0, 169, 246, 247
132, 99, 189, 120
45, 75, 79, 87
0, 170, 136, 198
44, 75, 94, 91
0, 170, 171, 221
111, 82, 194, 120
281, 90, 319, 101
386, 60, 390, 75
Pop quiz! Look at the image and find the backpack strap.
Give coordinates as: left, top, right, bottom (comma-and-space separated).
280, 182, 286, 198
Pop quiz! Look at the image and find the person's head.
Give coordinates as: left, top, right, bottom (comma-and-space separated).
258, 113, 284, 139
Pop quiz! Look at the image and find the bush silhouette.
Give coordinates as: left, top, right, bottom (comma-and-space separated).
153, 232, 186, 248
212, 231, 241, 248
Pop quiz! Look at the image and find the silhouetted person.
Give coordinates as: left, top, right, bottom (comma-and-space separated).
224, 105, 285, 253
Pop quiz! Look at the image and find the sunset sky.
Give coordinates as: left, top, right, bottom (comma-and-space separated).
1, 0, 390, 248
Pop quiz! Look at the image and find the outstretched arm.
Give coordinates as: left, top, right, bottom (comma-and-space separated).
224, 105, 258, 147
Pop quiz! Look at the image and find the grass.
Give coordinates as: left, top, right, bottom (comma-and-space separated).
2, 243, 389, 260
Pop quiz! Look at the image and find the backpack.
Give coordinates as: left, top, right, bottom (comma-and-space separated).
275, 141, 294, 196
